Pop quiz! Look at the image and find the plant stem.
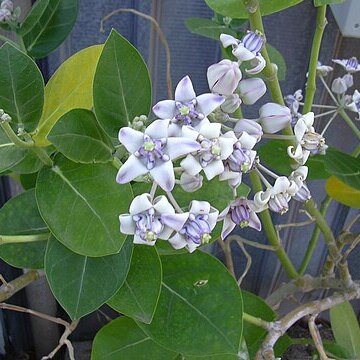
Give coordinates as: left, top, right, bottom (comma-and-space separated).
298, 196, 331, 275
0, 122, 34, 148
16, 34, 27, 53
249, 171, 299, 279
0, 34, 20, 49
31, 146, 53, 167
243, 312, 271, 330
302, 5, 328, 113
338, 109, 360, 140
0, 233, 49, 245
319, 75, 339, 106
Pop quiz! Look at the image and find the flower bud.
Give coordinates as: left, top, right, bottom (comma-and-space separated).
331, 77, 347, 95
207, 59, 242, 96
258, 103, 291, 134
342, 73, 354, 89
268, 193, 290, 214
293, 183, 311, 202
237, 77, 266, 105
0, 7, 11, 22
220, 94, 241, 113
234, 119, 263, 142
1, 0, 13, 11
180, 172, 203, 192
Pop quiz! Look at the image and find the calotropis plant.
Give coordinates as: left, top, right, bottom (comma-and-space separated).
0, 0, 359, 360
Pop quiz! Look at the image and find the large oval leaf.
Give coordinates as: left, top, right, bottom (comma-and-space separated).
107, 245, 162, 324
326, 176, 360, 208
0, 43, 44, 131
204, 0, 303, 19
45, 236, 133, 320
91, 317, 177, 360
9, 150, 44, 174
48, 109, 114, 163
33, 45, 103, 146
93, 29, 152, 140
36, 155, 133, 256
330, 301, 360, 358
21, 0, 79, 59
138, 251, 243, 356
0, 189, 48, 269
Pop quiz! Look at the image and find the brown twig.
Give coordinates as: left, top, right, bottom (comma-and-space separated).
308, 314, 329, 360
100, 8, 173, 99
217, 238, 235, 278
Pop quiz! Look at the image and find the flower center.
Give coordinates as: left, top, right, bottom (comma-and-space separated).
133, 209, 164, 242
268, 194, 289, 215
225, 143, 252, 173
230, 204, 250, 228
143, 140, 155, 152
346, 57, 358, 69
302, 132, 326, 153
174, 100, 204, 127
180, 213, 212, 245
179, 105, 190, 116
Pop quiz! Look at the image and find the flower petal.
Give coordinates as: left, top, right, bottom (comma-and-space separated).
168, 233, 187, 250
145, 119, 170, 139
187, 241, 199, 253
166, 137, 201, 160
239, 131, 257, 149
221, 215, 236, 240
180, 155, 203, 176
153, 195, 175, 214
220, 33, 238, 48
152, 100, 176, 119
118, 127, 144, 153
272, 177, 290, 194
119, 214, 135, 234
162, 213, 189, 231
199, 123, 221, 139
248, 212, 261, 231
203, 159, 224, 180
150, 160, 175, 192
245, 55, 266, 75
219, 136, 236, 160
175, 76, 196, 102
233, 44, 255, 61
189, 200, 210, 214
116, 156, 147, 184
196, 93, 224, 116
129, 193, 153, 214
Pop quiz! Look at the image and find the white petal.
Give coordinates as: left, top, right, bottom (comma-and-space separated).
199, 123, 221, 139
129, 193, 153, 214
221, 215, 236, 240
151, 160, 175, 192
219, 136, 236, 160
203, 160, 224, 180
166, 137, 201, 160
145, 119, 170, 139
220, 33, 238, 48
238, 77, 266, 105
116, 156, 147, 184
175, 76, 196, 102
272, 177, 290, 194
162, 213, 189, 231
233, 44, 255, 61
159, 225, 175, 240
189, 200, 210, 214
118, 127, 144, 153
119, 214, 135, 234
245, 55, 266, 75
196, 93, 224, 116
152, 100, 176, 119
181, 125, 199, 140
239, 131, 257, 149
153, 195, 175, 214
208, 208, 219, 230
248, 212, 261, 231
186, 241, 199, 253
168, 233, 187, 250
180, 155, 202, 176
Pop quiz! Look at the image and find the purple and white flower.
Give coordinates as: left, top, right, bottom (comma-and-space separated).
220, 31, 266, 74
284, 89, 303, 126
219, 198, 261, 239
152, 76, 224, 135
288, 166, 311, 202
258, 103, 291, 134
333, 57, 360, 73
346, 89, 360, 120
168, 201, 218, 253
238, 77, 266, 105
234, 118, 263, 143
316, 61, 333, 77
119, 193, 188, 246
207, 59, 242, 96
180, 123, 236, 180
0, 7, 11, 22
116, 119, 201, 191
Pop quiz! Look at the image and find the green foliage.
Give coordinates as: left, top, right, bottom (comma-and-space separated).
20, 0, 79, 59
48, 109, 114, 163
93, 30, 152, 141
0, 189, 47, 269
326, 176, 360, 208
36, 155, 133, 257
0, 43, 44, 131
138, 252, 243, 356
91, 317, 178, 360
45, 236, 133, 320
330, 301, 360, 358
185, 18, 239, 40
204, 0, 303, 19
107, 245, 162, 324
267, 44, 287, 81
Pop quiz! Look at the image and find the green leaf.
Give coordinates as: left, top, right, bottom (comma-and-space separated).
257, 140, 330, 180
21, 0, 79, 59
138, 251, 243, 356
185, 18, 238, 40
267, 44, 286, 81
10, 151, 43, 174
48, 109, 114, 163
330, 301, 360, 358
20, 172, 38, 190
33, 45, 103, 146
323, 341, 353, 359
204, 0, 303, 19
91, 317, 177, 360
325, 148, 360, 190
314, 0, 345, 6
93, 29, 152, 140
107, 245, 162, 324
45, 235, 133, 320
0, 189, 47, 269
36, 155, 133, 257
326, 176, 360, 208
242, 291, 291, 358
0, 43, 44, 131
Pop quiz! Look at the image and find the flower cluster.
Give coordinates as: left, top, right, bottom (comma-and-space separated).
0, 0, 18, 24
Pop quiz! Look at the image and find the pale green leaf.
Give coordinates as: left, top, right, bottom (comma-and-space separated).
326, 176, 360, 208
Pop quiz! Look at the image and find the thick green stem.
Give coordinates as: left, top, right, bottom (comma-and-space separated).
16, 34, 27, 53
0, 122, 34, 148
338, 109, 360, 140
303, 6, 328, 113
0, 233, 49, 245
243, 312, 271, 330
298, 196, 331, 275
31, 146, 53, 167
249, 172, 299, 279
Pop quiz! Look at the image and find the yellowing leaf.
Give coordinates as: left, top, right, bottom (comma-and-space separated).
326, 176, 360, 208
33, 45, 103, 146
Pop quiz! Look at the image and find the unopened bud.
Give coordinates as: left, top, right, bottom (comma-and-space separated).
180, 172, 203, 192
221, 94, 241, 114
342, 73, 354, 89
237, 77, 266, 105
0, 7, 11, 22
1, 0, 13, 11
293, 183, 311, 203
331, 77, 347, 95
258, 103, 291, 134
234, 118, 263, 142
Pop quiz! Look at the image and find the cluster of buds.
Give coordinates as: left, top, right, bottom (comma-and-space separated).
0, 0, 19, 24
0, 109, 11, 123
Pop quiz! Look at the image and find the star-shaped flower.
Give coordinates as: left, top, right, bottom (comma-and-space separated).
116, 119, 201, 191
333, 57, 360, 73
